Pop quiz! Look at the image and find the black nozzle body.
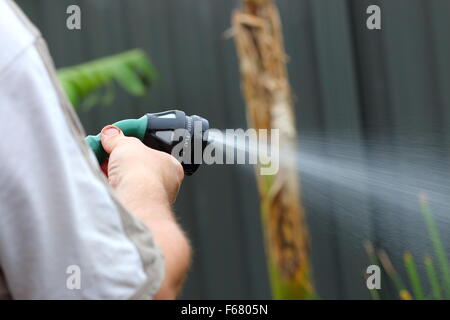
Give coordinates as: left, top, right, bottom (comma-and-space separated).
143, 110, 209, 175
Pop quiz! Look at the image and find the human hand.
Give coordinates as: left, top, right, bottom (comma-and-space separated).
100, 125, 184, 219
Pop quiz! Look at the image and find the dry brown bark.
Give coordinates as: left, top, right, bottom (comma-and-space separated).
232, 0, 313, 298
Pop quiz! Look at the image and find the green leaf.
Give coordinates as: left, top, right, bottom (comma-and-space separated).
377, 249, 407, 297
57, 49, 157, 110
419, 193, 450, 299
424, 257, 442, 300
404, 252, 425, 300
111, 63, 146, 96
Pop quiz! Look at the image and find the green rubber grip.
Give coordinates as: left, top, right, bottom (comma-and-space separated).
85, 115, 148, 164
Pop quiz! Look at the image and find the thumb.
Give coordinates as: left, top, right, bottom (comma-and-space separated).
100, 125, 126, 154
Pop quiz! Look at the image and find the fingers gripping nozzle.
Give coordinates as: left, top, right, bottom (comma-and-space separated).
85, 110, 210, 175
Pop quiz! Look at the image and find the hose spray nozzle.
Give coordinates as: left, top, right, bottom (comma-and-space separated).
85, 110, 210, 175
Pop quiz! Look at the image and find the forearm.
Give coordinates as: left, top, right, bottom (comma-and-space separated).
117, 185, 191, 299
143, 215, 191, 299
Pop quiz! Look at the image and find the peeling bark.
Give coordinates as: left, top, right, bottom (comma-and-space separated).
232, 0, 314, 299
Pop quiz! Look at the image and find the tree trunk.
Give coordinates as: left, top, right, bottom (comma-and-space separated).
232, 0, 314, 299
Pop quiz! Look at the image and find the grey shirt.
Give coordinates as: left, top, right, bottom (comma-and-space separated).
0, 0, 164, 299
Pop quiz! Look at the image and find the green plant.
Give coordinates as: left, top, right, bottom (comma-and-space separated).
424, 256, 442, 299
57, 49, 156, 110
403, 252, 425, 299
420, 193, 450, 298
366, 194, 450, 300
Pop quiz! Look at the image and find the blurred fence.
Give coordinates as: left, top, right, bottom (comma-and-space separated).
16, 0, 450, 299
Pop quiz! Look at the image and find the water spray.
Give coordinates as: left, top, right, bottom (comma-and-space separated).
85, 111, 450, 233
85, 110, 209, 175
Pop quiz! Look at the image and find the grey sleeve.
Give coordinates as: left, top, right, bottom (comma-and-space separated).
0, 44, 164, 299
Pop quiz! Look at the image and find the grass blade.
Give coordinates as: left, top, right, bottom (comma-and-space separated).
378, 249, 411, 299
399, 290, 413, 300
424, 256, 442, 300
419, 193, 450, 298
403, 252, 425, 300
